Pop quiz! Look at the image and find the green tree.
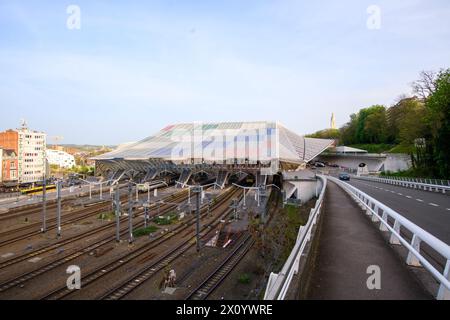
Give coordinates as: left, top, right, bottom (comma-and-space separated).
425, 68, 450, 178
398, 99, 427, 146
340, 113, 358, 145
306, 128, 340, 140
363, 105, 388, 143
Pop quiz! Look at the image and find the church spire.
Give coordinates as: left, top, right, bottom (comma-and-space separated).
331, 113, 336, 129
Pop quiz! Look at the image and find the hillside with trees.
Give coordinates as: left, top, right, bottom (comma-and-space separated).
307, 68, 450, 179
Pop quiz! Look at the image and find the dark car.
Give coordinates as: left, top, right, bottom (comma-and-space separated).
339, 173, 350, 181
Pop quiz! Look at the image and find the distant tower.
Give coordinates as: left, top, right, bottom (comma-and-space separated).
330, 113, 336, 130
20, 118, 28, 129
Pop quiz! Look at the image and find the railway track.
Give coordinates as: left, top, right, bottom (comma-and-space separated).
0, 186, 174, 248
186, 232, 254, 300
98, 195, 239, 301
41, 187, 240, 300
0, 203, 59, 223
0, 184, 121, 223
0, 190, 187, 272
0, 191, 190, 293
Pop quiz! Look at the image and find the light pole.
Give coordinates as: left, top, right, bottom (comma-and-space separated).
57, 180, 62, 237
128, 181, 134, 244
192, 185, 202, 252
143, 202, 150, 228
231, 198, 239, 220
41, 176, 47, 233
115, 185, 121, 243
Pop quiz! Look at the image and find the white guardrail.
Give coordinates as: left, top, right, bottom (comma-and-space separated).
353, 175, 450, 194
329, 176, 450, 300
264, 175, 327, 300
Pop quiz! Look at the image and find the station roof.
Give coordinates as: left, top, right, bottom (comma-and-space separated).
330, 146, 368, 154
94, 121, 334, 167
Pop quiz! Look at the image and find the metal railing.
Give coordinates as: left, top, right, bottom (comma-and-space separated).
329, 176, 450, 300
264, 175, 327, 300
353, 175, 450, 194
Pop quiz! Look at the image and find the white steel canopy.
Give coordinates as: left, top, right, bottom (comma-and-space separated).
93, 121, 334, 174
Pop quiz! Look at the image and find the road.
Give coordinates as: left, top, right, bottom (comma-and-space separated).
346, 178, 450, 245
308, 181, 430, 299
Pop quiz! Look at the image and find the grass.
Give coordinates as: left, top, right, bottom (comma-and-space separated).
347, 143, 415, 154
348, 143, 395, 153
381, 167, 441, 180
98, 212, 116, 221
388, 144, 414, 154
155, 212, 178, 225
238, 273, 251, 284
133, 226, 159, 237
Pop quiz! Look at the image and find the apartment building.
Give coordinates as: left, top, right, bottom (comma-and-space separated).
0, 127, 47, 184
47, 149, 76, 168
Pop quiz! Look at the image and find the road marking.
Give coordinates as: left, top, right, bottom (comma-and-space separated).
406, 196, 412, 199
416, 199, 424, 202
429, 203, 439, 207
397, 193, 403, 196
1, 253, 14, 258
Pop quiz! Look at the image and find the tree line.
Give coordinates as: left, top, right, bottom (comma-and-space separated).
307, 68, 450, 179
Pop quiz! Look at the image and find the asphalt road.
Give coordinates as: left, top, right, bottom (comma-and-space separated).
308, 181, 430, 300
346, 178, 450, 245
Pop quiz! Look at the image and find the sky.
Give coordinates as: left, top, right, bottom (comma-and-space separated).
0, 0, 449, 145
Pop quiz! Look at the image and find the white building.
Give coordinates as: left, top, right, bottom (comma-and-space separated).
0, 126, 47, 184
47, 149, 76, 169
18, 128, 47, 183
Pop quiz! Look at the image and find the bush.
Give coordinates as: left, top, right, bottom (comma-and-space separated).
133, 226, 159, 237
238, 273, 251, 284
98, 212, 116, 221
155, 212, 178, 225
133, 226, 158, 238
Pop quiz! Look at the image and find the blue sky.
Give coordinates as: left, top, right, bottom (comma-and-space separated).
0, 0, 449, 145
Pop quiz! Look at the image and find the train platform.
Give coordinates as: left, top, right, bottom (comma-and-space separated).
307, 180, 431, 300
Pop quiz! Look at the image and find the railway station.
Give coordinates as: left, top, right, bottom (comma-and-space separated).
0, 121, 449, 301
93, 121, 334, 199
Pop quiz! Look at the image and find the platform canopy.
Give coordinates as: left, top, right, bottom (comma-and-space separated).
93, 121, 334, 175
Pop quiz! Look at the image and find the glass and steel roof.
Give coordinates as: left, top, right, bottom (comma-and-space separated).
93, 121, 334, 166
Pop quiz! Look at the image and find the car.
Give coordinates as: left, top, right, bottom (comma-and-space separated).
339, 173, 350, 181
314, 162, 326, 168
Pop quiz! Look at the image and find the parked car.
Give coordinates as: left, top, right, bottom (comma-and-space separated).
339, 173, 350, 181
314, 162, 326, 168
